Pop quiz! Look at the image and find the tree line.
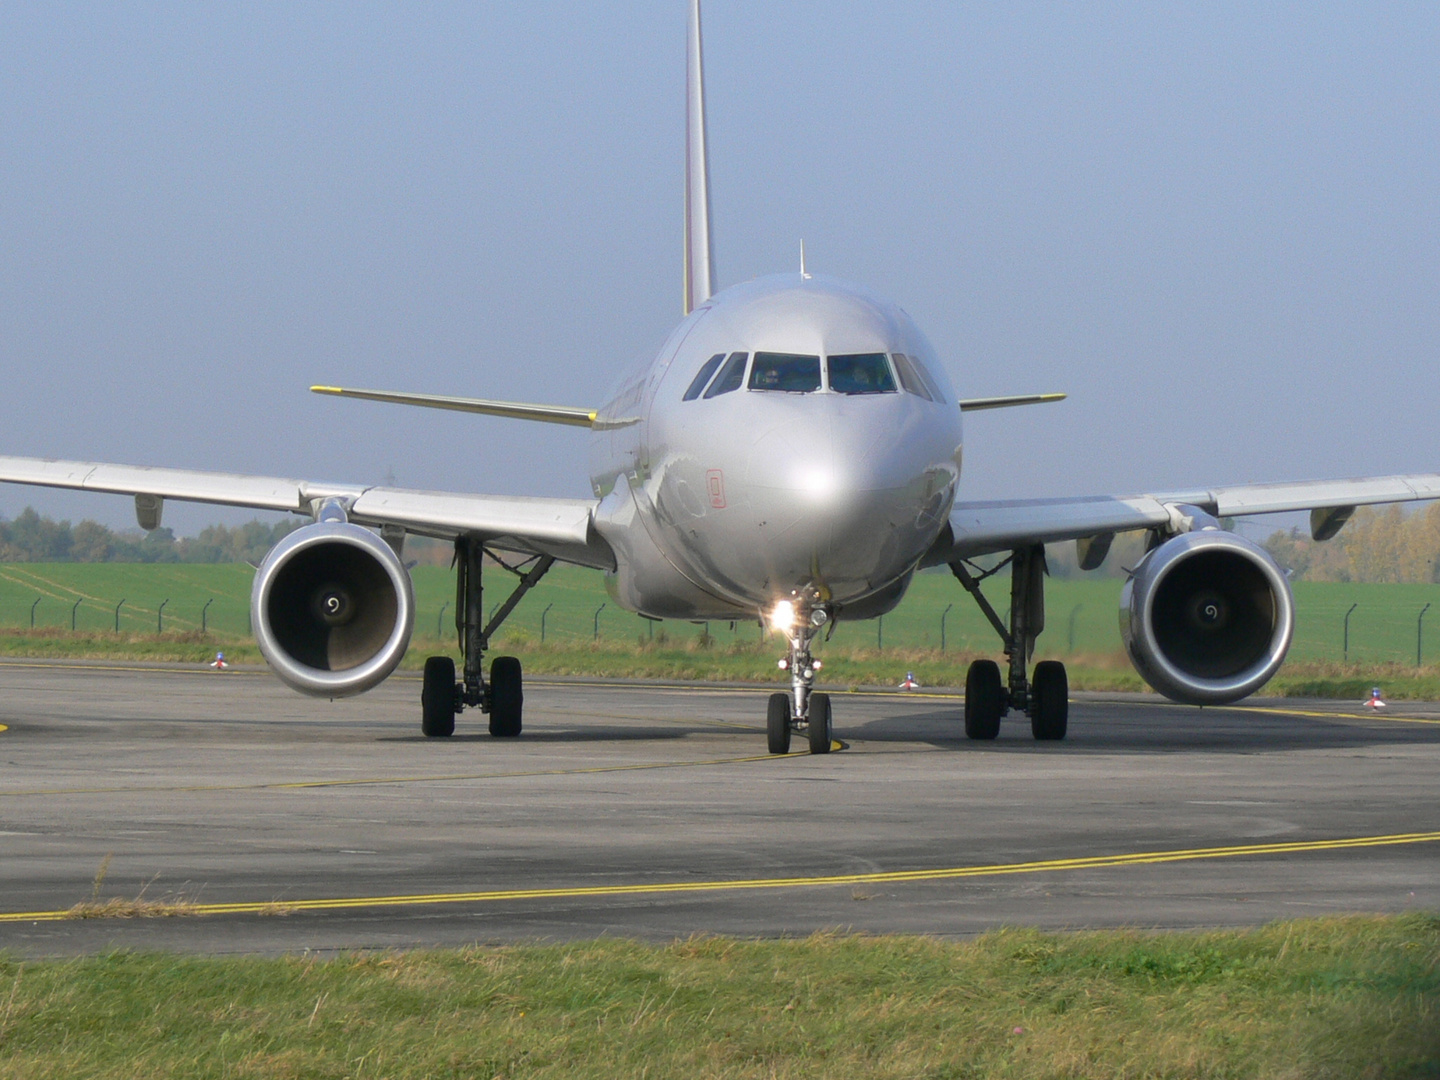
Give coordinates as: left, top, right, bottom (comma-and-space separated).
1261, 503, 1440, 583
0, 508, 300, 564
5, 501, 1440, 580
1046, 503, 1440, 583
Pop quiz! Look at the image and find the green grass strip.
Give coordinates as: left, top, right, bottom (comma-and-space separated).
0, 915, 1436, 1078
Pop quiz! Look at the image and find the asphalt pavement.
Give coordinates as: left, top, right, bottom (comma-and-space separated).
0, 659, 1436, 957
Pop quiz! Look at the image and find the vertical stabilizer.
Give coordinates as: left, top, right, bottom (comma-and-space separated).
684, 0, 715, 315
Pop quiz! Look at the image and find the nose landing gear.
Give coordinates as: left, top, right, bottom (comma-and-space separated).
765, 602, 833, 754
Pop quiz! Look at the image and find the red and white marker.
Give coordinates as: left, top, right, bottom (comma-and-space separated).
899, 671, 920, 689
209, 652, 229, 670
1363, 686, 1386, 709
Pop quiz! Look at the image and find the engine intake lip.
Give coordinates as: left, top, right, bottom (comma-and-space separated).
1122, 530, 1294, 705
251, 521, 414, 697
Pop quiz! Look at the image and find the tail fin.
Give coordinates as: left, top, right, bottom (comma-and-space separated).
683, 0, 715, 315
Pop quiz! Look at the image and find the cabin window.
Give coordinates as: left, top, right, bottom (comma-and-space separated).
827, 353, 897, 395
683, 353, 726, 400
703, 352, 749, 398
892, 353, 933, 401
749, 352, 821, 393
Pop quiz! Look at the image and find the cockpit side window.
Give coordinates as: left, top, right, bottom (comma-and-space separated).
892, 353, 933, 401
749, 352, 821, 393
702, 352, 749, 398
906, 352, 948, 403
828, 353, 897, 395
683, 353, 726, 401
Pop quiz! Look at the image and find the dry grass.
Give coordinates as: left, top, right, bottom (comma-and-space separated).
64, 898, 198, 920
64, 856, 199, 919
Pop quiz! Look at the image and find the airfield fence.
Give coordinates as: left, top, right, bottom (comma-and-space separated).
0, 563, 1438, 664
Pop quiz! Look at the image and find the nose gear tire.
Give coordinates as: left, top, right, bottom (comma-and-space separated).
808, 692, 833, 754
421, 656, 457, 737
766, 692, 792, 754
964, 659, 1003, 740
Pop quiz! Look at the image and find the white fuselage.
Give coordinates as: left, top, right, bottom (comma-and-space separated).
588, 273, 964, 623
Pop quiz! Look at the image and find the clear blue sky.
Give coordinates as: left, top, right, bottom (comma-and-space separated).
2, 2, 1436, 535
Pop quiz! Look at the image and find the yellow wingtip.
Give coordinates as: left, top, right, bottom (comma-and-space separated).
310, 385, 343, 394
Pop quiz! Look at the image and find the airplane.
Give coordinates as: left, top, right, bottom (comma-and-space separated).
3, 0, 1439, 755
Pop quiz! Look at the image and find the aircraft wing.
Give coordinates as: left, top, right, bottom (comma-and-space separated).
931, 473, 1440, 562
0, 455, 613, 570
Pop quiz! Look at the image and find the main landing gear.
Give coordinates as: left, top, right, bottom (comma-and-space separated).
420, 536, 554, 738
951, 545, 1068, 742
765, 599, 834, 755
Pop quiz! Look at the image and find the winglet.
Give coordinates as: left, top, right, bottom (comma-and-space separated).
958, 393, 1067, 412
684, 0, 715, 316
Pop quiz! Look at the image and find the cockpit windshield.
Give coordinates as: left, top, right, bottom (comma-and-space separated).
827, 353, 896, 395
749, 352, 821, 393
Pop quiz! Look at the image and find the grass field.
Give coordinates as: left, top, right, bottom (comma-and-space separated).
2, 562, 1439, 663
1, 562, 1439, 695
0, 915, 1434, 1078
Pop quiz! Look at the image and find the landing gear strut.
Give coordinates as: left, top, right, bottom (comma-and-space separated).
766, 601, 833, 755
950, 545, 1068, 741
420, 537, 554, 738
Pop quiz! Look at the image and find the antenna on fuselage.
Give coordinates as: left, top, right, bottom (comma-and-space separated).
684, 0, 715, 316
800, 239, 809, 279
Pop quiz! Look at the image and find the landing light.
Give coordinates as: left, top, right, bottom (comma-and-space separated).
796, 468, 838, 500
769, 600, 796, 632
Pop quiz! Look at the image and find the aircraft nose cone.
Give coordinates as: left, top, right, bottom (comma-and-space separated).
741, 398, 954, 601
746, 398, 918, 496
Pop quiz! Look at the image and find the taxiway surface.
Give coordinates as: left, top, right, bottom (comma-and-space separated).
0, 660, 1436, 956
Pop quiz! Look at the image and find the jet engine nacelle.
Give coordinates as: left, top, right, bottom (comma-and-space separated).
251, 521, 415, 697
1120, 530, 1294, 705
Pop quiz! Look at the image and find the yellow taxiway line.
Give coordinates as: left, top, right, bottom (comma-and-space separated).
0, 660, 265, 678
2, 659, 1436, 718
1224, 703, 1440, 726
4, 657, 1439, 715
3, 829, 1435, 924
0, 659, 954, 699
